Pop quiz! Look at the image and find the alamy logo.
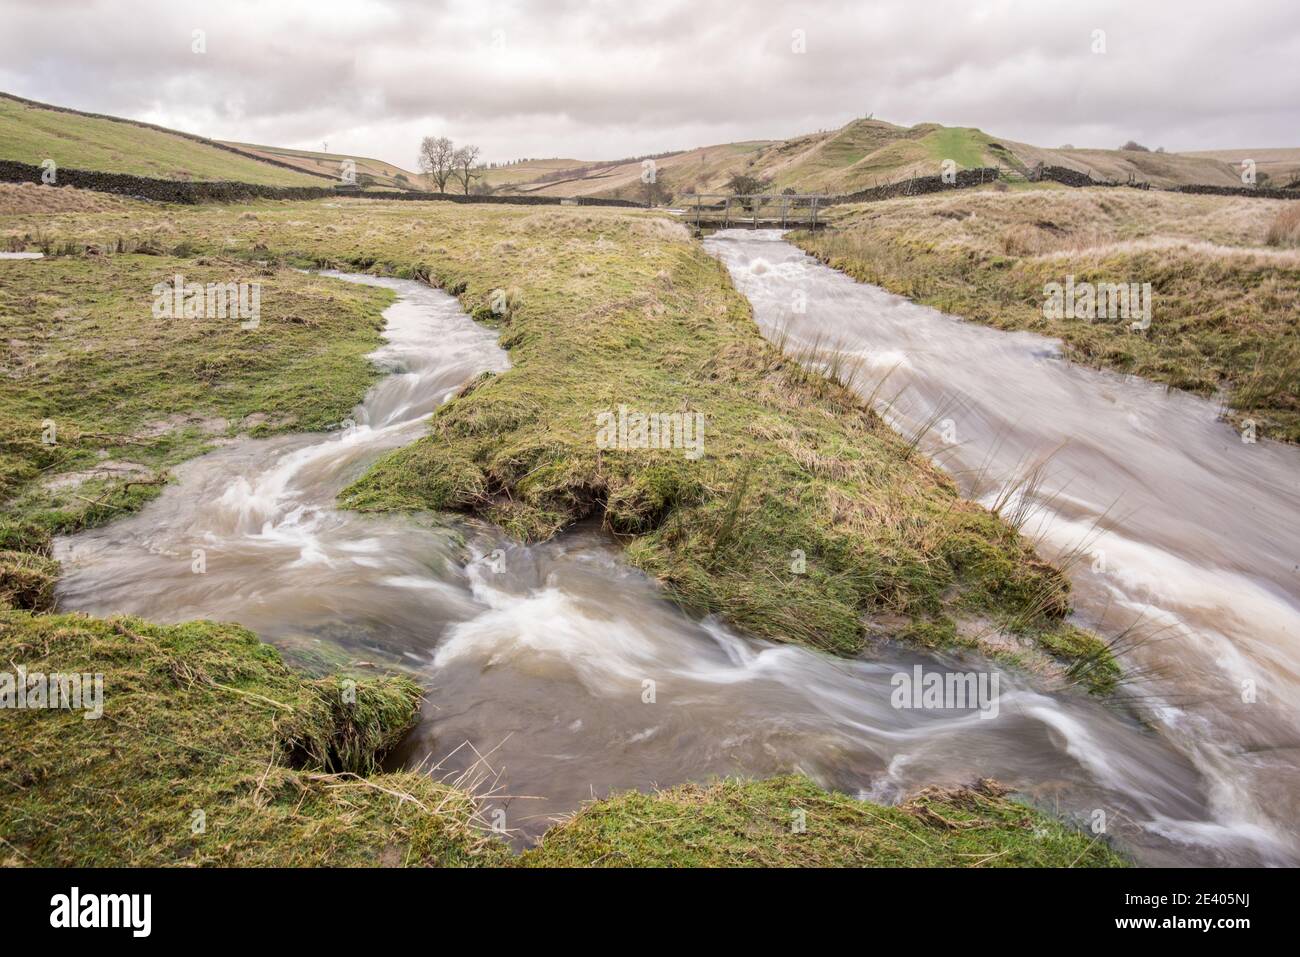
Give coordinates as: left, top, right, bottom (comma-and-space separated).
1043, 275, 1152, 330
50, 887, 151, 937
152, 273, 261, 329
0, 666, 103, 719
891, 665, 1000, 719
596, 405, 705, 460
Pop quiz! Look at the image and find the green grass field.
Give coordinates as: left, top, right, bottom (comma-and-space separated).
0, 251, 390, 573
0, 94, 325, 185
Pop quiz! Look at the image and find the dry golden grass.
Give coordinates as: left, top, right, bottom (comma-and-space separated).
0, 182, 133, 215
828, 186, 1287, 253
803, 187, 1300, 441
1266, 202, 1300, 247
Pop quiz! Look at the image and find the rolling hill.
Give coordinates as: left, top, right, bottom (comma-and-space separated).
1180, 148, 1300, 189
219, 141, 425, 190
489, 118, 1291, 201
0, 92, 328, 186
2, 90, 1295, 201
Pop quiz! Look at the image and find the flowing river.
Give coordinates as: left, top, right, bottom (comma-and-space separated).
53, 263, 1298, 865
706, 229, 1300, 864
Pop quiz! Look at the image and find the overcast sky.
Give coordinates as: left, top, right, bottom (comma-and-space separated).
2, 0, 1297, 168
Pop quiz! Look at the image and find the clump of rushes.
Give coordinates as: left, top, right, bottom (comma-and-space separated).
2, 199, 1111, 673
796, 187, 1300, 441
0, 550, 59, 611
0, 611, 510, 866
1265, 202, 1300, 247
521, 776, 1127, 867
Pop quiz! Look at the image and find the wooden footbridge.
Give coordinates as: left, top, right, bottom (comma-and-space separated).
684, 193, 826, 230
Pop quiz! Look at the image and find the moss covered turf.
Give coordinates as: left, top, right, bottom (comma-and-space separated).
522, 776, 1125, 868
0, 189, 1128, 866
0, 611, 508, 867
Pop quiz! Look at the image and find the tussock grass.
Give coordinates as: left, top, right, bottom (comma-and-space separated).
0, 549, 58, 611
1266, 202, 1300, 247
0, 611, 509, 866
800, 187, 1300, 441
0, 183, 134, 215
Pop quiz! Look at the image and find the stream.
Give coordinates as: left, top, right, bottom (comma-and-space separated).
53, 263, 1298, 865
706, 228, 1300, 865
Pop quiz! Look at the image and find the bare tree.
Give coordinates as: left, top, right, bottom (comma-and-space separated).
418, 136, 456, 192
452, 144, 482, 194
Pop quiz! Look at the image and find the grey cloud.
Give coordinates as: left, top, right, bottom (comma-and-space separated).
0, 0, 1296, 166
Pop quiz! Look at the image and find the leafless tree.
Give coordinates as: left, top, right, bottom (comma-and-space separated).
452, 144, 482, 194
418, 135, 456, 192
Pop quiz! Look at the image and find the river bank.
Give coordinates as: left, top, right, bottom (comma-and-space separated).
796, 187, 1300, 442
706, 227, 1300, 866
2, 190, 1108, 674
0, 221, 1128, 863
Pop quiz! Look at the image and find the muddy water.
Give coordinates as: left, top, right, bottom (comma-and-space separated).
707, 229, 1300, 864
54, 271, 1289, 864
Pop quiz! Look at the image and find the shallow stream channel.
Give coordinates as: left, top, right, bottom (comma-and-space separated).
54, 258, 1299, 865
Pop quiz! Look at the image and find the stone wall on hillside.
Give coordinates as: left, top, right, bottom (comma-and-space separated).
826, 168, 1003, 206
1170, 182, 1300, 199
1034, 163, 1298, 199
0, 160, 642, 208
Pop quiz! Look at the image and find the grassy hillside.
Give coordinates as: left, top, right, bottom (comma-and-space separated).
479, 157, 601, 189
799, 188, 1300, 441
223, 141, 424, 190
1182, 148, 1300, 189
3, 92, 1289, 202
1000, 138, 1245, 189
499, 118, 1296, 201
0, 93, 327, 186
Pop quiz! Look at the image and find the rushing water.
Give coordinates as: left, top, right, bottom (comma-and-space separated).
706, 229, 1300, 864
54, 267, 1296, 864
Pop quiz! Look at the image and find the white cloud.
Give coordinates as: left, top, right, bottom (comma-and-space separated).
1, 0, 1296, 168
